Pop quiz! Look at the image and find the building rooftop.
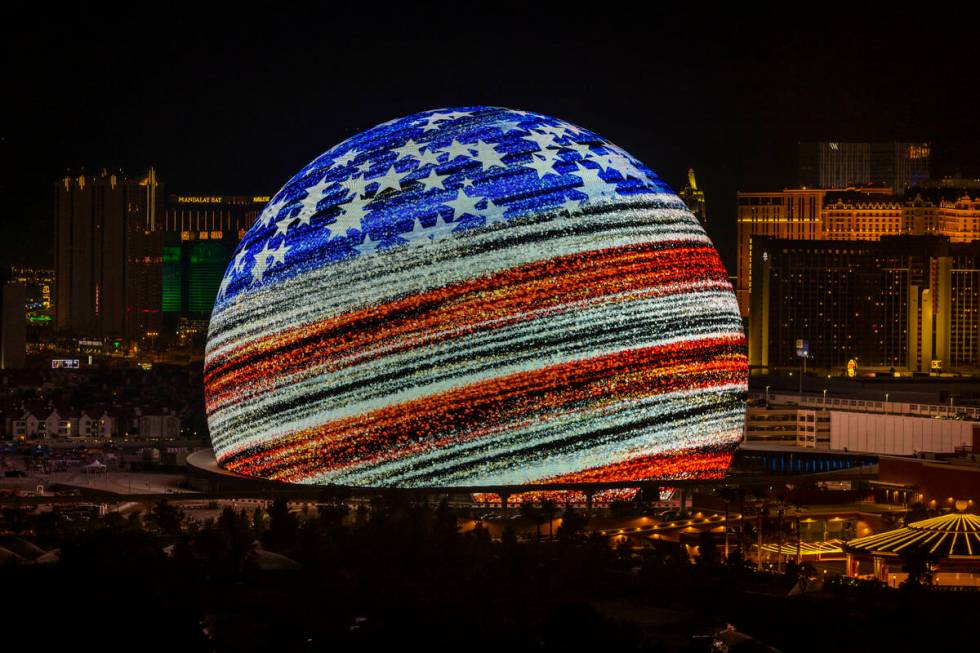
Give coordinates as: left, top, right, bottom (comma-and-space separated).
845, 508, 980, 557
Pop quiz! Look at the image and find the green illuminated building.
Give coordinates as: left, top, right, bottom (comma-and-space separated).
161, 194, 265, 325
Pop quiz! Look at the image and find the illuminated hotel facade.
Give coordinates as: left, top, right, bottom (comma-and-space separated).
736, 186, 980, 316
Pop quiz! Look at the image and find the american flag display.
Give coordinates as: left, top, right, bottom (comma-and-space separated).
204, 107, 747, 488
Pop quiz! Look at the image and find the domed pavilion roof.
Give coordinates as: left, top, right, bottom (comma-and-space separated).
845, 510, 980, 558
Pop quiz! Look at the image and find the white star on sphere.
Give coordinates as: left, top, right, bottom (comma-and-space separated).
439, 139, 474, 162
253, 241, 273, 265
560, 197, 583, 214
526, 154, 557, 179
251, 258, 267, 283
217, 273, 232, 298
537, 125, 567, 138
357, 161, 373, 174
274, 214, 294, 236
563, 140, 595, 158
416, 147, 442, 167
333, 148, 359, 167
473, 141, 507, 169
306, 175, 333, 199
372, 166, 403, 194
483, 198, 508, 225
232, 247, 249, 273
407, 217, 427, 235
392, 139, 424, 161
294, 176, 333, 226
259, 198, 286, 227
354, 234, 378, 255
416, 168, 447, 192
416, 115, 442, 132
250, 259, 267, 282
344, 174, 368, 199
251, 242, 273, 282
524, 131, 557, 152
269, 240, 289, 266
601, 153, 647, 181
429, 214, 456, 241
575, 163, 606, 188
446, 190, 482, 218
331, 199, 369, 237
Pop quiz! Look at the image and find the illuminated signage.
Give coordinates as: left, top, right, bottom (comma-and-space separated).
908, 144, 930, 160
177, 196, 225, 204
796, 339, 809, 358
177, 195, 272, 204
52, 359, 80, 369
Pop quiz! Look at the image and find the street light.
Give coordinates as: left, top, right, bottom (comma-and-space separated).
765, 385, 771, 406
885, 393, 889, 415
822, 388, 828, 409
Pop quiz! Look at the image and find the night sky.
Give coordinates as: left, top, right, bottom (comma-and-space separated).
4, 5, 978, 272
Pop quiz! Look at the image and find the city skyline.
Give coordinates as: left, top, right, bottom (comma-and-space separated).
5, 7, 980, 645
4, 6, 979, 272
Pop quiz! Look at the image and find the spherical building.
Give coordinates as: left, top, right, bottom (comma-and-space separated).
204, 107, 746, 488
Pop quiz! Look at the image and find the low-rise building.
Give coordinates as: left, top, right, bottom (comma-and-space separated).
744, 405, 831, 448
137, 408, 180, 439
10, 411, 40, 440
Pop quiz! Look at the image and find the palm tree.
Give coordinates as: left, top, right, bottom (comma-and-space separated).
147, 499, 184, 537
900, 548, 938, 590
520, 501, 545, 543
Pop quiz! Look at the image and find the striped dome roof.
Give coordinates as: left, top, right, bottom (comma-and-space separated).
845, 511, 980, 558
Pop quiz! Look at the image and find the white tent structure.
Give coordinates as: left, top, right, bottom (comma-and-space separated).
82, 460, 107, 474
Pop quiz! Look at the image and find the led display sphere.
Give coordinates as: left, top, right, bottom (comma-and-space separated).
204, 107, 747, 488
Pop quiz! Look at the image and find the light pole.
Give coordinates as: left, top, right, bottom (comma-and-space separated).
765, 385, 771, 406
799, 355, 805, 397
723, 499, 730, 564
822, 388, 828, 409
885, 393, 889, 415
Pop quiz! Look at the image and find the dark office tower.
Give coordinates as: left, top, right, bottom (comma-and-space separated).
53, 168, 164, 340
678, 168, 707, 227
749, 235, 980, 375
0, 275, 27, 369
798, 142, 930, 192
127, 226, 164, 342
799, 142, 871, 189
893, 143, 931, 191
